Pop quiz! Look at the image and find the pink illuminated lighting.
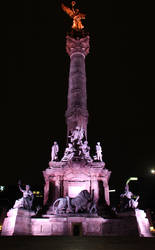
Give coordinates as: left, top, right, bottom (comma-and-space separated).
68, 185, 89, 198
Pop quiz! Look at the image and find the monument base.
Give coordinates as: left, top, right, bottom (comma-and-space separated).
1, 208, 34, 236
135, 209, 153, 237
31, 214, 103, 236
2, 209, 153, 236
31, 212, 140, 236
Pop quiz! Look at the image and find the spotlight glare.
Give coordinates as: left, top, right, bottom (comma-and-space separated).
150, 169, 155, 175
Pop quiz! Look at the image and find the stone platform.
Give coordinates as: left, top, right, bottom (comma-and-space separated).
31, 212, 140, 236
1, 208, 34, 236
2, 208, 153, 237
31, 214, 103, 236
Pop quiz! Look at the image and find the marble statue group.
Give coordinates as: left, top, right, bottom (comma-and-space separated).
51, 126, 103, 163
12, 129, 140, 215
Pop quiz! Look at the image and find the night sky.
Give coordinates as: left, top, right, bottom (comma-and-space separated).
5, 1, 155, 208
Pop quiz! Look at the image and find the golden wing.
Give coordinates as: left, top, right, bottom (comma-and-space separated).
61, 3, 74, 18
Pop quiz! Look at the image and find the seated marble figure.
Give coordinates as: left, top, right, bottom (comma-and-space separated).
120, 184, 139, 211
13, 181, 34, 210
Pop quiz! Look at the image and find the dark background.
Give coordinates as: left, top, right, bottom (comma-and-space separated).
5, 1, 155, 208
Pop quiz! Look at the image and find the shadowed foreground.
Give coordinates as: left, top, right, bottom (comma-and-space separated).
0, 236, 155, 250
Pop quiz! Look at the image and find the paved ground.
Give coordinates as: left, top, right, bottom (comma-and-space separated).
0, 236, 155, 250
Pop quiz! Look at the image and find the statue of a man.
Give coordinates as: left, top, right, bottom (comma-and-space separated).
13, 181, 34, 210
79, 127, 84, 141
124, 184, 133, 199
51, 141, 59, 161
69, 126, 84, 144
61, 143, 74, 161
96, 142, 103, 161
80, 141, 92, 162
70, 126, 80, 142
81, 141, 89, 155
120, 184, 139, 210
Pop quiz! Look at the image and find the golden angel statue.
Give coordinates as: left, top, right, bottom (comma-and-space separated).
61, 1, 86, 31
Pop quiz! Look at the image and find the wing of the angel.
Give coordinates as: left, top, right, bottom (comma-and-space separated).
61, 3, 74, 18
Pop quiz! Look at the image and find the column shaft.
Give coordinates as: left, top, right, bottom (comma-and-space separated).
65, 35, 89, 138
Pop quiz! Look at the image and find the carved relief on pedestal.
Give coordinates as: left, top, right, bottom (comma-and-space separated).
87, 222, 101, 233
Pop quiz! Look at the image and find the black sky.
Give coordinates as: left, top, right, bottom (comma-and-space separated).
5, 1, 155, 207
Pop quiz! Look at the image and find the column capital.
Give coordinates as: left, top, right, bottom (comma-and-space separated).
66, 35, 90, 57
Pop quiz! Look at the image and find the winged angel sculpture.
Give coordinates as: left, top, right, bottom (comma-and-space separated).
61, 1, 86, 31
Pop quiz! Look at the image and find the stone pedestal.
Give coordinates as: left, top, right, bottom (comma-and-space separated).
2, 208, 151, 236
43, 160, 111, 208
135, 209, 154, 237
1, 208, 34, 236
31, 212, 142, 236
31, 215, 104, 236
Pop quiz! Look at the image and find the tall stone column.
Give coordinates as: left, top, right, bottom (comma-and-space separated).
103, 179, 110, 206
65, 35, 89, 138
91, 178, 99, 201
43, 176, 49, 205
55, 177, 61, 200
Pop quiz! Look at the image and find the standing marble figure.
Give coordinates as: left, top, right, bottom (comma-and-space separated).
51, 141, 59, 161
69, 126, 84, 144
96, 142, 103, 161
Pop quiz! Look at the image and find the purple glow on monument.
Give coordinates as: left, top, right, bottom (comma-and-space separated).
135, 209, 153, 237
